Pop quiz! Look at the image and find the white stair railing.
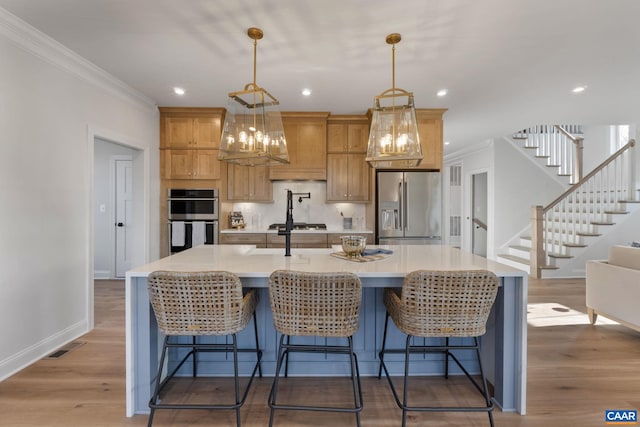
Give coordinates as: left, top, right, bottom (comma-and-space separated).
531, 139, 636, 278
513, 125, 583, 184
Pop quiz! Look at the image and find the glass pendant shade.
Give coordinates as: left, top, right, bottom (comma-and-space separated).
218, 27, 289, 166
219, 85, 289, 166
366, 33, 422, 168
366, 89, 422, 168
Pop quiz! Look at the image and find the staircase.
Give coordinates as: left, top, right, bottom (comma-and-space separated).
511, 124, 583, 185
497, 127, 638, 278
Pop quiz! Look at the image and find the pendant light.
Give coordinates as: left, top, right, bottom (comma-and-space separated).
218, 27, 289, 166
366, 33, 422, 168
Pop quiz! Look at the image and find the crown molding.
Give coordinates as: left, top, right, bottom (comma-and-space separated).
0, 7, 157, 113
444, 139, 493, 164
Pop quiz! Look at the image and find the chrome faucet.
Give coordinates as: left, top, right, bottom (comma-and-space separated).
278, 190, 311, 256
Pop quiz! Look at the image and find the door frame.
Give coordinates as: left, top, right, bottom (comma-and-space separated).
87, 125, 149, 329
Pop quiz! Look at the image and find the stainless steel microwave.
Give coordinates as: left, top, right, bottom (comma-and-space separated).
168, 188, 219, 220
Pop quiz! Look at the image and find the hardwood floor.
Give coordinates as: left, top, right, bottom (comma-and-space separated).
0, 278, 639, 426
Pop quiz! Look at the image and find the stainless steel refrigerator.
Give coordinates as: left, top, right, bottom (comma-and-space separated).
376, 171, 442, 245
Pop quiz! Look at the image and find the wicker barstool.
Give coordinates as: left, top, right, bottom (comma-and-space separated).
378, 270, 499, 427
146, 271, 262, 427
268, 270, 363, 427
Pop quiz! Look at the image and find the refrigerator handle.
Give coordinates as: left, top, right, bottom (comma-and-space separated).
397, 181, 403, 230
403, 179, 408, 231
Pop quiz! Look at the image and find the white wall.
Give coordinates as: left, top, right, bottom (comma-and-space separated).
492, 138, 565, 257
0, 11, 159, 380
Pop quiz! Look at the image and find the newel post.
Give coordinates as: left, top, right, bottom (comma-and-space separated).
530, 205, 544, 278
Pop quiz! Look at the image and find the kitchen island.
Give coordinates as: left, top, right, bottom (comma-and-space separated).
125, 244, 527, 416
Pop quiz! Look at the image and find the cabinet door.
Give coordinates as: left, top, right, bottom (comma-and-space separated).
165, 117, 195, 148
165, 150, 194, 179
414, 109, 445, 171
270, 114, 328, 180
220, 233, 267, 247
227, 164, 272, 201
326, 154, 349, 201
193, 117, 221, 148
327, 123, 348, 153
193, 150, 221, 179
346, 153, 369, 201
347, 123, 369, 152
227, 164, 250, 200
249, 167, 272, 202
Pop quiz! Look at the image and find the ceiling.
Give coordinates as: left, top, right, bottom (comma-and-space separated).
2, 0, 640, 154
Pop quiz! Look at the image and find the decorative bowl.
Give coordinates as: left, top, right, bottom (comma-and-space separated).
340, 235, 367, 258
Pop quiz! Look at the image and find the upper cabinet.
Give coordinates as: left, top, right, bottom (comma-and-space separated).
327, 120, 369, 153
269, 112, 329, 181
160, 108, 224, 149
164, 149, 221, 180
326, 116, 371, 202
227, 164, 272, 202
159, 107, 225, 180
413, 108, 446, 171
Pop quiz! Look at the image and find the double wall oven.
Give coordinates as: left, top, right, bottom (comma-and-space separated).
168, 188, 219, 254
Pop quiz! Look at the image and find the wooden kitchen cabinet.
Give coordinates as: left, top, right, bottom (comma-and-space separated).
160, 107, 225, 180
326, 153, 369, 201
413, 108, 446, 171
266, 233, 328, 248
227, 164, 272, 202
326, 116, 371, 202
161, 108, 223, 149
220, 233, 267, 247
327, 121, 369, 153
164, 149, 221, 180
269, 112, 329, 180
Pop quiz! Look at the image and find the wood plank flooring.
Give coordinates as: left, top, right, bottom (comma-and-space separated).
0, 277, 639, 426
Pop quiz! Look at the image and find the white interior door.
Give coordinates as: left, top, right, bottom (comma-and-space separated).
472, 172, 488, 257
115, 159, 133, 277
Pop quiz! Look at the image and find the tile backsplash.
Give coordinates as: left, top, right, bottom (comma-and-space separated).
232, 181, 366, 230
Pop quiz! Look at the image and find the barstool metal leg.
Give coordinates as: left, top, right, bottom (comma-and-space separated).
348, 336, 362, 427
378, 312, 390, 379
444, 337, 450, 379
253, 311, 262, 378
269, 334, 287, 427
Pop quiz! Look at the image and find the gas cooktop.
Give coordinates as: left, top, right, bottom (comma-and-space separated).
268, 223, 327, 230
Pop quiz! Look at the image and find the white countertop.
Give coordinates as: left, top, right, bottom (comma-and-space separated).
220, 227, 374, 234
127, 244, 525, 280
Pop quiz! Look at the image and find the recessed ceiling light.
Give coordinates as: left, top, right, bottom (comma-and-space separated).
572, 86, 586, 93
444, 141, 450, 145
301, 88, 312, 96
173, 87, 185, 95
437, 89, 448, 97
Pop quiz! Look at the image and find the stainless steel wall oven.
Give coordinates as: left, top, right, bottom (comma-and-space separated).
168, 188, 219, 254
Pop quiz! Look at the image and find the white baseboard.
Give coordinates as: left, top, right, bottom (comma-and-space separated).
93, 270, 112, 279
0, 320, 88, 381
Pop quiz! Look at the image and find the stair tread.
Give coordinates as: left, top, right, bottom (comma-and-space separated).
548, 253, 572, 259
604, 210, 629, 214
563, 243, 587, 248
509, 245, 530, 252
590, 221, 614, 225
498, 254, 530, 264
576, 232, 601, 236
